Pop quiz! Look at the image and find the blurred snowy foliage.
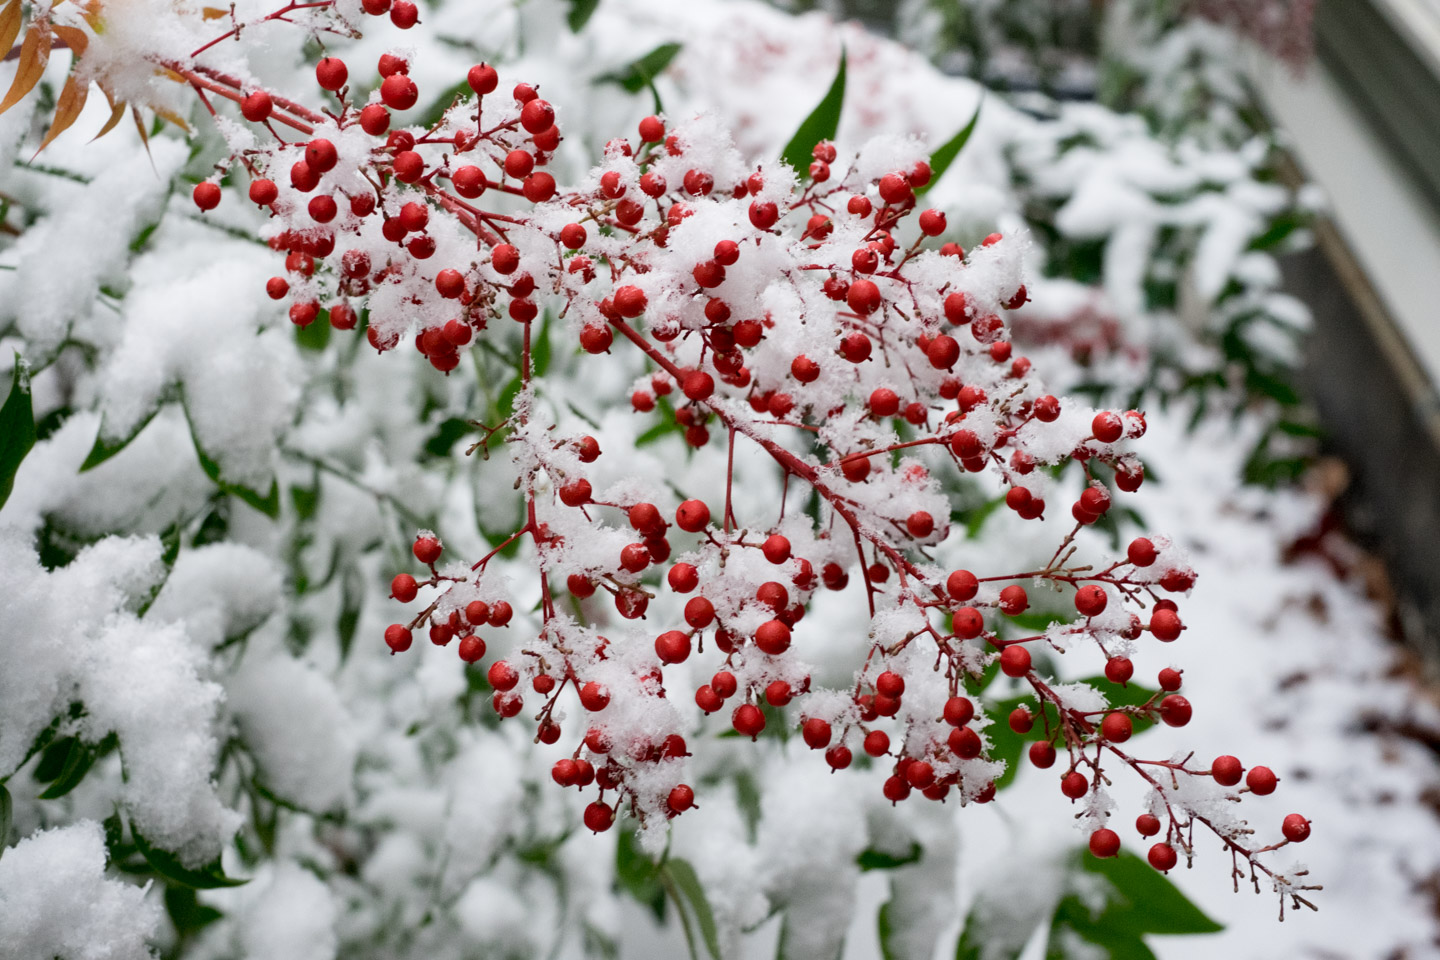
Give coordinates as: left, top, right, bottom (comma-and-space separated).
1, 2, 1436, 960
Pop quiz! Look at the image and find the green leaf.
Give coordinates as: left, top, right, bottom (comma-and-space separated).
781, 49, 847, 175
1006, 611, 1071, 633
415, 79, 473, 130
596, 42, 683, 95
877, 892, 899, 960
34, 736, 78, 783
856, 841, 923, 871
0, 783, 12, 857
533, 311, 553, 378
1074, 850, 1223, 937
916, 99, 982, 197
663, 858, 722, 960
424, 417, 473, 459
133, 827, 247, 889
615, 827, 666, 922
294, 310, 331, 352
181, 397, 280, 518
337, 564, 362, 663
137, 523, 182, 617
567, 0, 600, 32
0, 354, 36, 510
38, 737, 99, 799
958, 494, 1005, 540
164, 884, 224, 936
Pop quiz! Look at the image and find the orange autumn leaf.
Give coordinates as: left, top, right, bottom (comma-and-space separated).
91, 84, 126, 141
35, 72, 90, 154
0, 0, 22, 60
0, 22, 52, 114
201, 6, 228, 20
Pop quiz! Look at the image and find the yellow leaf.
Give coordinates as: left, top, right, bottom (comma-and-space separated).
201, 6, 227, 20
50, 24, 89, 58
0, 0, 22, 61
91, 84, 125, 141
34, 72, 89, 154
0, 23, 53, 115
152, 104, 190, 132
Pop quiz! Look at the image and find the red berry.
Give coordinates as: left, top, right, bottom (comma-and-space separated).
316, 57, 348, 91
1061, 771, 1088, 799
762, 534, 791, 564
949, 726, 982, 759
384, 624, 413, 653
638, 115, 665, 142
520, 99, 555, 134
802, 717, 832, 749
825, 745, 853, 770
711, 671, 737, 699
695, 685, 722, 714
579, 681, 610, 711
1282, 814, 1311, 842
883, 775, 912, 804
488, 601, 513, 627
918, 208, 946, 236
765, 681, 793, 707
389, 0, 418, 26
846, 279, 881, 315
248, 179, 278, 206
465, 601, 489, 624
754, 620, 791, 655
1000, 646, 1031, 678
906, 761, 936, 789
1101, 713, 1133, 742
1127, 537, 1157, 567
1246, 766, 1278, 795
1009, 707, 1033, 733
946, 570, 978, 602
413, 536, 442, 564
1028, 741, 1056, 768
943, 696, 975, 727
1105, 657, 1134, 684
1092, 412, 1123, 443
655, 630, 691, 664
487, 660, 518, 691
390, 574, 418, 602
906, 511, 935, 538
467, 63, 498, 95
1158, 667, 1183, 691
683, 596, 714, 629
1211, 755, 1244, 786
999, 585, 1028, 616
241, 90, 273, 122
192, 182, 221, 211
380, 74, 418, 110
1148, 843, 1178, 872
1075, 584, 1108, 617
864, 730, 891, 757
457, 635, 485, 663
1159, 695, 1192, 727
1151, 608, 1182, 641
953, 606, 984, 640
1089, 828, 1121, 858
667, 784, 695, 815
452, 165, 485, 198
668, 563, 699, 593
1136, 814, 1161, 837
584, 801, 614, 833
732, 704, 766, 739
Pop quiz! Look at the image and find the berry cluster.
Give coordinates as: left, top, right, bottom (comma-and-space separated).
175, 0, 1318, 917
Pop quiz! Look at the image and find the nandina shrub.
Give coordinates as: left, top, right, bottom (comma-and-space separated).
0, 0, 1320, 953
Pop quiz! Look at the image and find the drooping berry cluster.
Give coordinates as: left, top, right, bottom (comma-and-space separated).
172, 0, 1317, 917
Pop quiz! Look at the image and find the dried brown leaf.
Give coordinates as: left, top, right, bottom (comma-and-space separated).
0, 0, 22, 61
91, 84, 125, 141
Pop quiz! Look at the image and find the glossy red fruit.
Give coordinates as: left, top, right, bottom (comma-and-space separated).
1061, 771, 1088, 799
579, 681, 610, 711
1136, 813, 1161, 837
1282, 814, 1311, 842
584, 801, 615, 833
384, 624, 413, 653
802, 717, 832, 749
732, 703, 766, 739
1148, 843, 1178, 872
413, 536, 442, 564
1089, 828, 1121, 858
1101, 713, 1133, 743
999, 645, 1031, 677
1028, 741, 1056, 768
1211, 755, 1244, 786
1246, 766, 1278, 795
1159, 695, 1192, 727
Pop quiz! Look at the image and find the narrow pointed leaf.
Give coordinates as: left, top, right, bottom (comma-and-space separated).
36, 73, 90, 155
596, 42, 682, 95
0, 0, 23, 60
92, 86, 127, 141
781, 49, 846, 174
0, 355, 36, 510
0, 24, 51, 114
916, 99, 982, 197
81, 407, 160, 472
133, 827, 247, 889
0, 783, 11, 857
566, 0, 599, 32
38, 738, 97, 799
663, 859, 721, 960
